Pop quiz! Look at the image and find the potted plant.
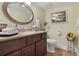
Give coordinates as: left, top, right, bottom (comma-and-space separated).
66, 32, 75, 41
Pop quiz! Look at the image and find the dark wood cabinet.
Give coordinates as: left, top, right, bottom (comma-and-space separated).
22, 44, 35, 56
36, 39, 47, 56
0, 32, 47, 56
7, 50, 21, 56
26, 34, 41, 45
43, 39, 47, 55
0, 37, 25, 56
36, 40, 43, 56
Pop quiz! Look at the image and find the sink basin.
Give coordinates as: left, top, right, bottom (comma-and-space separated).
0, 32, 18, 37
0, 28, 19, 37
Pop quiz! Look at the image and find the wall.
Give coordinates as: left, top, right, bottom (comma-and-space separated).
0, 3, 15, 27
45, 4, 79, 50
0, 2, 45, 29
30, 3, 45, 28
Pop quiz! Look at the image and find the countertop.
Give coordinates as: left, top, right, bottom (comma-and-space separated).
0, 31, 46, 42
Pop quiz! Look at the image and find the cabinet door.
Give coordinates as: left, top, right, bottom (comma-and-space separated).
7, 50, 21, 56
22, 44, 35, 56
43, 39, 47, 55
0, 37, 25, 55
36, 40, 43, 56
36, 39, 47, 56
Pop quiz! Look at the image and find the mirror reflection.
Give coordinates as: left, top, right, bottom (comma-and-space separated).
2, 2, 34, 25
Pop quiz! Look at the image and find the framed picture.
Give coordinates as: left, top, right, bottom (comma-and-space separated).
51, 11, 66, 23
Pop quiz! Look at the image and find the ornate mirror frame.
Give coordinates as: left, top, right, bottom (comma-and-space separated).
2, 2, 34, 25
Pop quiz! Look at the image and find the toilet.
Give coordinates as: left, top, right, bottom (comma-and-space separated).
47, 39, 57, 53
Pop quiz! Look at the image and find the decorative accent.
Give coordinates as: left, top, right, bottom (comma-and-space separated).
51, 11, 66, 23
44, 22, 47, 26
2, 2, 34, 25
66, 32, 75, 41
0, 23, 7, 32
66, 32, 76, 55
0, 23, 7, 29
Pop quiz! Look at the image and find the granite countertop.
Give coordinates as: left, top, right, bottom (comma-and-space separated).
0, 31, 46, 42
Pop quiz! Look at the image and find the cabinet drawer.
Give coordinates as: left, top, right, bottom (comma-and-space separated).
26, 34, 41, 45
22, 44, 35, 56
0, 37, 25, 55
7, 50, 21, 56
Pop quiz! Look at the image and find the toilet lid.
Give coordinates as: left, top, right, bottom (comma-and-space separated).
47, 39, 57, 43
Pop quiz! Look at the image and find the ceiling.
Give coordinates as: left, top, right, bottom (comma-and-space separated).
32, 2, 78, 10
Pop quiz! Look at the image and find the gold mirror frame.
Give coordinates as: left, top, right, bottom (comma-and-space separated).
2, 2, 34, 25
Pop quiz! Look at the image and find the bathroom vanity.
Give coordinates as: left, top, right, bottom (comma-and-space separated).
0, 2, 47, 56
0, 31, 47, 56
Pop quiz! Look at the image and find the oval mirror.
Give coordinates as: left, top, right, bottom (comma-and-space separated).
2, 2, 34, 25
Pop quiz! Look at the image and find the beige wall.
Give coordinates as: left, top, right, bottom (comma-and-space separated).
0, 3, 15, 27
45, 4, 79, 49
30, 3, 45, 28
0, 2, 45, 29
